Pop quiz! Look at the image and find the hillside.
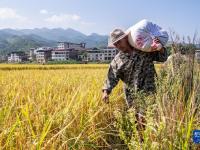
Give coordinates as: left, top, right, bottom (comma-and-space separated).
0, 28, 108, 55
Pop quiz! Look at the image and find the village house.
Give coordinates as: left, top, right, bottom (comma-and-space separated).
51, 49, 69, 61
103, 47, 118, 61
85, 48, 103, 61
29, 48, 36, 61
51, 42, 83, 61
80, 47, 118, 62
30, 47, 53, 63
51, 48, 79, 61
57, 42, 86, 50
29, 42, 118, 63
35, 47, 53, 63
8, 51, 28, 63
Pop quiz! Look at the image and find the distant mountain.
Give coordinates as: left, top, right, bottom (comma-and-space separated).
85, 33, 108, 48
0, 31, 56, 55
19, 28, 87, 42
0, 29, 24, 36
0, 28, 108, 55
20, 28, 108, 47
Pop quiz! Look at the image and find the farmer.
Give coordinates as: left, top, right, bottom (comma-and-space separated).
102, 28, 168, 136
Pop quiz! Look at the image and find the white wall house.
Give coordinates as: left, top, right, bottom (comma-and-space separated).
57, 42, 86, 50
36, 49, 52, 63
102, 48, 118, 61
85, 47, 117, 61
86, 49, 103, 61
35, 47, 52, 53
29, 41, 117, 63
51, 50, 69, 61
8, 51, 28, 63
31, 47, 53, 63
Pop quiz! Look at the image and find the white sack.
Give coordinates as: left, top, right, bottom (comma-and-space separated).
127, 19, 169, 52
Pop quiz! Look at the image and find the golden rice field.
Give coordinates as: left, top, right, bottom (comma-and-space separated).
0, 64, 199, 149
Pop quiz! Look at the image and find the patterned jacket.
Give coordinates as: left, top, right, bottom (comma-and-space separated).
102, 48, 168, 97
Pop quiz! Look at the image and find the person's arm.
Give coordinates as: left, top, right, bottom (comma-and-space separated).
102, 59, 120, 103
152, 47, 168, 62
150, 38, 168, 62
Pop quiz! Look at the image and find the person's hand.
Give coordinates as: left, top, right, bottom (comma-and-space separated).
153, 37, 161, 44
102, 90, 109, 104
151, 37, 163, 52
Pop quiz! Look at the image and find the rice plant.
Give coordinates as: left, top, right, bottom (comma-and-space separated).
0, 58, 199, 149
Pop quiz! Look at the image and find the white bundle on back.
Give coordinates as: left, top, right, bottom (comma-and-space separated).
127, 19, 169, 52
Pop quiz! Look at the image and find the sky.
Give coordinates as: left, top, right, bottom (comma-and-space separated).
0, 0, 200, 38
